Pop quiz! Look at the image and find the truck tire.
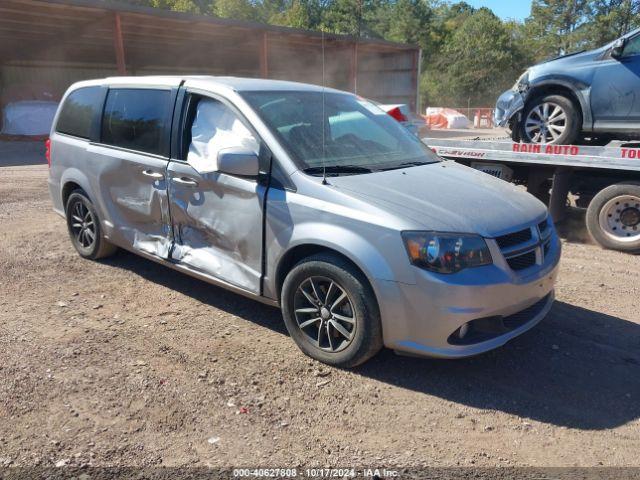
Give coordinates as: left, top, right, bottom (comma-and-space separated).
281, 253, 383, 368
586, 182, 640, 253
520, 94, 580, 145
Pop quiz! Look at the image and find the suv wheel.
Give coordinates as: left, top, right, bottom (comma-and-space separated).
66, 190, 117, 259
586, 182, 640, 253
520, 94, 580, 145
281, 253, 383, 368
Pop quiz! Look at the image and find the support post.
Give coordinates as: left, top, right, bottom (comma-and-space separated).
527, 168, 552, 205
411, 49, 421, 113
349, 41, 358, 93
113, 12, 127, 75
415, 48, 422, 114
259, 32, 269, 78
549, 167, 572, 223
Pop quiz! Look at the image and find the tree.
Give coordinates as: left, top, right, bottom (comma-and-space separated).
214, 0, 260, 20
524, 0, 591, 61
587, 0, 640, 47
424, 8, 527, 107
143, 0, 214, 14
369, 0, 434, 48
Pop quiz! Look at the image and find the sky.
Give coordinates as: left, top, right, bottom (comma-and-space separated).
465, 0, 533, 22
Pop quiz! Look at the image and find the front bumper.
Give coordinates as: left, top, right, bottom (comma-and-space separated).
494, 89, 526, 127
375, 230, 561, 358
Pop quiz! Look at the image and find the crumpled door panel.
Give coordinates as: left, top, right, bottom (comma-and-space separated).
88, 144, 172, 258
167, 162, 265, 294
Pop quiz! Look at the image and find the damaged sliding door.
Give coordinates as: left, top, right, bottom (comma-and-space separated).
92, 87, 175, 258
167, 92, 267, 294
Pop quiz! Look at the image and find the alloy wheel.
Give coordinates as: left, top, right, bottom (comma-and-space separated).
69, 200, 96, 249
524, 102, 567, 143
293, 276, 356, 352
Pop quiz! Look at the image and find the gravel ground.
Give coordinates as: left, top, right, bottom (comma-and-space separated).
1, 165, 639, 472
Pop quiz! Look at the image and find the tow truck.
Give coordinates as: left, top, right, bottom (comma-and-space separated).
425, 136, 640, 253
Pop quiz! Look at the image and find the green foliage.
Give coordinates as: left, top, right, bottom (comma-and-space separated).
524, 0, 591, 60
423, 8, 527, 107
214, 0, 260, 20
146, 0, 213, 14
586, 0, 640, 46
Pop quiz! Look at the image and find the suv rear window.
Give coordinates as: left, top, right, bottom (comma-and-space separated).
56, 86, 103, 139
101, 88, 171, 156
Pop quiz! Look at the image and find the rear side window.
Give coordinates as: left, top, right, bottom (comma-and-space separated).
101, 88, 171, 156
56, 86, 102, 139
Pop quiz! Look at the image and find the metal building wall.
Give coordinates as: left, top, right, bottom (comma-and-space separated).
0, 0, 420, 120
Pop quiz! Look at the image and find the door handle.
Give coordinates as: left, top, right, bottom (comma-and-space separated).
172, 176, 198, 186
142, 169, 164, 180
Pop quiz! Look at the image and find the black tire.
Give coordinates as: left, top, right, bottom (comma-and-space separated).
520, 94, 581, 145
508, 117, 521, 143
281, 253, 383, 368
586, 182, 640, 253
65, 190, 117, 260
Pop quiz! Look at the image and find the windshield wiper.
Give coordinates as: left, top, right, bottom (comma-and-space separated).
302, 165, 375, 176
378, 160, 437, 171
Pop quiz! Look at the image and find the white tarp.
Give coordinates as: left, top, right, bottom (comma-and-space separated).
425, 107, 471, 129
187, 98, 259, 174
1, 100, 58, 135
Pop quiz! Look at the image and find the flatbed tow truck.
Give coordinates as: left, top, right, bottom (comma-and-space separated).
424, 136, 640, 253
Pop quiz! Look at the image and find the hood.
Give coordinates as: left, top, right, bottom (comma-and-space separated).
533, 42, 610, 71
329, 162, 547, 238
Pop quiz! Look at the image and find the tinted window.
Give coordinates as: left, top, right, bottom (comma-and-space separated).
101, 89, 171, 156
56, 86, 102, 139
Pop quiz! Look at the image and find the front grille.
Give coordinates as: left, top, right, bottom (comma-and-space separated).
538, 218, 549, 235
495, 228, 532, 249
506, 250, 536, 271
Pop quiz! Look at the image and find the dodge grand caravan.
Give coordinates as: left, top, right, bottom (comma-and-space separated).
48, 76, 560, 367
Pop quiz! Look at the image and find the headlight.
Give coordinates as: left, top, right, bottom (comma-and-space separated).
402, 232, 492, 274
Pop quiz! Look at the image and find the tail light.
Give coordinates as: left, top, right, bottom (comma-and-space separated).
386, 106, 408, 123
45, 138, 51, 167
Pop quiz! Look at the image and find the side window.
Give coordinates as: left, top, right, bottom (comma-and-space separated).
101, 88, 171, 156
623, 35, 640, 57
186, 96, 259, 174
56, 86, 102, 139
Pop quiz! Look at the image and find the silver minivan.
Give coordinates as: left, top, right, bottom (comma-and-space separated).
48, 76, 561, 367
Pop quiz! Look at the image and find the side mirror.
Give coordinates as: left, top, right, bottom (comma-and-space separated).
611, 38, 625, 58
217, 146, 260, 177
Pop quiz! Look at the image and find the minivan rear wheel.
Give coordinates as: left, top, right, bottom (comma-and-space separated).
520, 94, 580, 145
65, 190, 117, 260
281, 253, 383, 368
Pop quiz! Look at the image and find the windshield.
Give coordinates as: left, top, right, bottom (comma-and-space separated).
241, 91, 439, 174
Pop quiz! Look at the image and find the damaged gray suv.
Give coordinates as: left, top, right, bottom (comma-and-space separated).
496, 27, 640, 144
49, 76, 560, 367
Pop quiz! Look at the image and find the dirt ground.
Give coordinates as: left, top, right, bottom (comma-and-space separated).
1, 165, 639, 471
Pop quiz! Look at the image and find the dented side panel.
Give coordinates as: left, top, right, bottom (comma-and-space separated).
87, 144, 172, 258
167, 161, 265, 294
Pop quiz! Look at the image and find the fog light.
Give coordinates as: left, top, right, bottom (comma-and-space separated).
458, 322, 470, 339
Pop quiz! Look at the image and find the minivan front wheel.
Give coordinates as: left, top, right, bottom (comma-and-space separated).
520, 94, 580, 145
281, 253, 383, 367
66, 191, 117, 260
